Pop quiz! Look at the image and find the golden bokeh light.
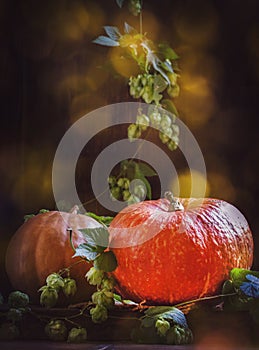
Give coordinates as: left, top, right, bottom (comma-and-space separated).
49, 3, 89, 42
174, 46, 219, 128
179, 48, 222, 85
139, 10, 160, 41
182, 73, 211, 98
171, 169, 210, 198
177, 73, 216, 127
109, 47, 139, 78
84, 2, 106, 37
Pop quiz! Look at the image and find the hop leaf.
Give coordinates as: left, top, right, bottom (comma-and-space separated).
143, 306, 188, 328
240, 274, 259, 298
93, 36, 120, 47
93, 251, 118, 272
103, 26, 121, 41
230, 268, 259, 289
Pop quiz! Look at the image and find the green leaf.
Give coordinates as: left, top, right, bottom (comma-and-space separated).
222, 278, 254, 312
120, 159, 137, 179
113, 293, 122, 302
240, 274, 259, 298
86, 212, 114, 226
24, 214, 35, 222
38, 209, 49, 214
134, 173, 152, 199
93, 36, 120, 47
137, 162, 157, 177
116, 0, 125, 8
222, 280, 235, 295
94, 251, 118, 272
158, 43, 179, 61
124, 22, 135, 34
73, 243, 99, 261
80, 226, 109, 249
103, 26, 121, 41
154, 74, 168, 93
144, 306, 188, 328
160, 59, 174, 73
230, 268, 259, 288
161, 99, 179, 116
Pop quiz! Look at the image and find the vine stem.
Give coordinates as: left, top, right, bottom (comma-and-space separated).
57, 257, 86, 276
139, 9, 143, 35
173, 292, 238, 309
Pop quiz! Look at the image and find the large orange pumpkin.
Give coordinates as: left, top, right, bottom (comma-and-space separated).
109, 195, 254, 305
5, 209, 101, 304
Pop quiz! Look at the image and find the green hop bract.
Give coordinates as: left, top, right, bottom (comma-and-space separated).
46, 273, 64, 290
45, 320, 68, 342
166, 325, 193, 345
62, 278, 77, 297
92, 290, 114, 310
90, 304, 108, 323
39, 286, 58, 308
86, 267, 104, 286
67, 327, 87, 343
155, 318, 171, 337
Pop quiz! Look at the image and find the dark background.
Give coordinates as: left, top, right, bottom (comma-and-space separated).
1, 0, 259, 295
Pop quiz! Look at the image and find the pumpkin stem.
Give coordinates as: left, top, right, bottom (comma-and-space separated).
68, 228, 76, 252
164, 191, 184, 212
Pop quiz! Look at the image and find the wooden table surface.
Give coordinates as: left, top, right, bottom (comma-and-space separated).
0, 341, 259, 350
0, 342, 259, 350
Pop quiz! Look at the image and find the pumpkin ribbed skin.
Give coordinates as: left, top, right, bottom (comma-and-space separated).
109, 198, 254, 305
5, 211, 100, 304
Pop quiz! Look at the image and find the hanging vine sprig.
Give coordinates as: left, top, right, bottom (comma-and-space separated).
93, 0, 181, 204
93, 22, 180, 106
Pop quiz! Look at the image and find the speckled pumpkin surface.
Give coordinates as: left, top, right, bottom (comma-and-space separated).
109, 197, 254, 304
5, 211, 101, 304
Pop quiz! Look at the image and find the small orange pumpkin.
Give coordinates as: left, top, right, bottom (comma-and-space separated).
5, 208, 100, 304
